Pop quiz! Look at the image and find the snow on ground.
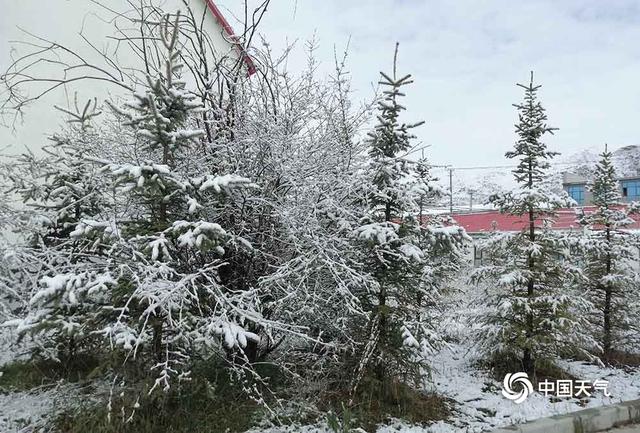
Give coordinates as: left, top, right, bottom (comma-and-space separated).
0, 384, 78, 433
0, 327, 89, 433
244, 342, 640, 433
0, 300, 638, 433
245, 425, 334, 433
0, 327, 45, 433
403, 282, 640, 433
0, 327, 46, 432
559, 359, 640, 405
422, 343, 639, 433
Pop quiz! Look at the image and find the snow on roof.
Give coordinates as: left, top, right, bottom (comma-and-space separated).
204, 0, 256, 76
447, 207, 640, 234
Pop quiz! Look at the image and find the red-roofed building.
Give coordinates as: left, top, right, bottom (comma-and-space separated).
449, 207, 640, 235
203, 0, 256, 76
154, 0, 256, 76
445, 207, 640, 267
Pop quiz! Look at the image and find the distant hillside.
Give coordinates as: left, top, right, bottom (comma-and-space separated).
434, 144, 640, 210
558, 144, 640, 179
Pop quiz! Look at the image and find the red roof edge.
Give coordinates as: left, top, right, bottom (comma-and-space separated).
445, 206, 640, 234
203, 0, 257, 76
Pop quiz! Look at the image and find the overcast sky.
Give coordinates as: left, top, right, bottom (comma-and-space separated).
2, 0, 640, 168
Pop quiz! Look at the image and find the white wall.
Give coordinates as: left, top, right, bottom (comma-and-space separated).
0, 0, 243, 160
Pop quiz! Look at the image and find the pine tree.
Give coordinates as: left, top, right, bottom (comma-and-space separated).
473, 72, 592, 373
6, 13, 264, 397
31, 98, 104, 246
578, 146, 640, 359
414, 154, 466, 297
2, 96, 113, 364
351, 44, 466, 395
96, 13, 268, 394
415, 153, 439, 222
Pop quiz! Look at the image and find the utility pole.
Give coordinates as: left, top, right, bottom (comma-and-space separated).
449, 168, 454, 214
430, 163, 454, 214
469, 190, 474, 211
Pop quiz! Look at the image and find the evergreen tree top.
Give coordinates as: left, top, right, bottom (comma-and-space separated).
367, 43, 424, 160
580, 145, 639, 229
589, 145, 621, 209
507, 71, 558, 187
106, 11, 204, 159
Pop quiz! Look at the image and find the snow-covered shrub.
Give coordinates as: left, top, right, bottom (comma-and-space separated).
1, 12, 274, 399
1, 3, 467, 429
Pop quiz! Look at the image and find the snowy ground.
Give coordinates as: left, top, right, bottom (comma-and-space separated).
422, 344, 640, 433
0, 327, 91, 433
244, 343, 640, 433
0, 384, 77, 433
0, 327, 47, 432
1, 308, 639, 432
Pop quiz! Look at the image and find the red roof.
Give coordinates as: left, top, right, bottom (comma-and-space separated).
204, 0, 257, 76
448, 207, 640, 234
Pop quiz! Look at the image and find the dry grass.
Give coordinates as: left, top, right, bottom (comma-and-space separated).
319, 375, 451, 432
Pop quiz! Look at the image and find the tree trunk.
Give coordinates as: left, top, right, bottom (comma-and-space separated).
603, 225, 613, 358
152, 321, 163, 362
374, 200, 393, 381
523, 166, 536, 373
603, 284, 612, 357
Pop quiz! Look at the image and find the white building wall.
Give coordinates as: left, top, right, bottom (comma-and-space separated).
1, 0, 247, 159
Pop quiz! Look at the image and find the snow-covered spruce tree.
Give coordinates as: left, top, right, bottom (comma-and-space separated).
2, 13, 270, 402
472, 72, 593, 373
351, 45, 467, 395
92, 13, 276, 396
1, 98, 114, 364
414, 155, 468, 302
578, 147, 640, 359
0, 178, 30, 324
3, 96, 105, 249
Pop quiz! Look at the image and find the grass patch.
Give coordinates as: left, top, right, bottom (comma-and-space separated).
604, 350, 640, 369
51, 358, 286, 433
54, 389, 261, 433
480, 352, 577, 384
320, 376, 451, 432
0, 354, 100, 391
52, 358, 450, 433
531, 359, 578, 383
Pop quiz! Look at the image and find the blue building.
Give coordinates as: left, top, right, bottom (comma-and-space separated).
562, 173, 640, 205
566, 184, 586, 205
621, 178, 640, 202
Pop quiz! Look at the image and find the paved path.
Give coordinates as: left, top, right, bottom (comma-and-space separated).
606, 425, 640, 432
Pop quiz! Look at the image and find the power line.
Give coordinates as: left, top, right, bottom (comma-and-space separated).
428, 161, 580, 211
430, 161, 578, 171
